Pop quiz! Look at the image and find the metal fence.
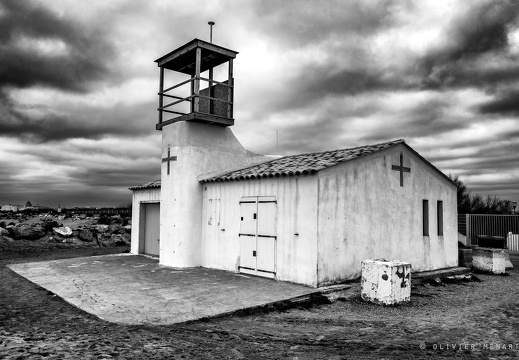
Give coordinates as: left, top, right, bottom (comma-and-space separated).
461, 214, 519, 250
67, 208, 131, 216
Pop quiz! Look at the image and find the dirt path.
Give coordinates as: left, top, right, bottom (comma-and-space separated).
1, 247, 519, 359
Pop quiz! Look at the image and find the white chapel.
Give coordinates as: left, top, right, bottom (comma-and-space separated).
129, 37, 458, 287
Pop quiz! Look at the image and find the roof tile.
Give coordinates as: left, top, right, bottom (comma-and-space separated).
201, 139, 404, 183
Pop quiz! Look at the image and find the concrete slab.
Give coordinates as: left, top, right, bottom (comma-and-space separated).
7, 254, 319, 325
413, 267, 471, 279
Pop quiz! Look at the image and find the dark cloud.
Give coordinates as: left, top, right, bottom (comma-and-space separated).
0, 0, 115, 92
0, 97, 156, 143
419, 1, 519, 89
357, 98, 466, 144
250, 0, 396, 47
281, 66, 400, 112
479, 90, 519, 114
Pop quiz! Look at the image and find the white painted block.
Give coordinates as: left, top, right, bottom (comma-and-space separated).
361, 259, 411, 305
473, 248, 505, 274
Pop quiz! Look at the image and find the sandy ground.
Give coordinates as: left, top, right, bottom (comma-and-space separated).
1, 242, 519, 359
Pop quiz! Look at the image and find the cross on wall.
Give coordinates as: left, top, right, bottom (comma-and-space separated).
162, 146, 177, 175
391, 153, 411, 187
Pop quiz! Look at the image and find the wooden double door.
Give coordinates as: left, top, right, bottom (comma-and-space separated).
239, 196, 277, 278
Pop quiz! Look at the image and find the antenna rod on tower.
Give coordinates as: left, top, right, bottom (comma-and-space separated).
208, 21, 215, 43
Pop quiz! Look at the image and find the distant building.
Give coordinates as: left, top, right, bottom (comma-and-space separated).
1, 204, 19, 212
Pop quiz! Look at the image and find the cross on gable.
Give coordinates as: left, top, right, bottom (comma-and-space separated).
391, 153, 411, 187
161, 146, 177, 175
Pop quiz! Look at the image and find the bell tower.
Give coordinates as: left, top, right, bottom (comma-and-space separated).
155, 36, 237, 129
154, 28, 265, 268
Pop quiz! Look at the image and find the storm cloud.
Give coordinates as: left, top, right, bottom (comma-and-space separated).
0, 0, 115, 92
0, 0, 517, 207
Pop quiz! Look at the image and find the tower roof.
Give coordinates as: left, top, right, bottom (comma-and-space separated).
155, 38, 238, 75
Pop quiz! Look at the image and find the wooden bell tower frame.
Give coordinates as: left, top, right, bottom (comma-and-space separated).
155, 39, 238, 129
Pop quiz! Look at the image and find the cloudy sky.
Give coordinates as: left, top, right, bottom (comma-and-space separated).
0, 0, 518, 208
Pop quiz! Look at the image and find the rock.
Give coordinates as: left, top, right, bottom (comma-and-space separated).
0, 235, 13, 243
99, 233, 130, 247
10, 224, 46, 240
41, 220, 61, 233
0, 227, 10, 237
53, 227, 73, 237
78, 229, 96, 242
95, 225, 110, 233
124, 225, 132, 232
108, 224, 125, 234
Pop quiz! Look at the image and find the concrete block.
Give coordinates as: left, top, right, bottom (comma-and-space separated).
361, 259, 411, 305
473, 248, 505, 274
505, 250, 514, 269
458, 248, 473, 268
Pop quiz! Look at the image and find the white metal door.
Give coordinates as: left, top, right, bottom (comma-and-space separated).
143, 203, 160, 256
239, 196, 276, 278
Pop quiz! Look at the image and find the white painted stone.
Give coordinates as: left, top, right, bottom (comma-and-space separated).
473, 248, 505, 274
53, 227, 72, 237
361, 259, 411, 305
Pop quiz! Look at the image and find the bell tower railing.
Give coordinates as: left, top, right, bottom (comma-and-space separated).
155, 39, 237, 129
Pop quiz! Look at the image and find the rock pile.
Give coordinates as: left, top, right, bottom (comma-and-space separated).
0, 216, 131, 247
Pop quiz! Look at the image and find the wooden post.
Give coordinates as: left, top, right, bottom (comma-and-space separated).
193, 47, 201, 113
158, 67, 164, 123
190, 75, 195, 113
209, 68, 214, 114
227, 59, 233, 118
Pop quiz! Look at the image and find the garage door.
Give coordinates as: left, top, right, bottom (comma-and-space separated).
143, 203, 160, 256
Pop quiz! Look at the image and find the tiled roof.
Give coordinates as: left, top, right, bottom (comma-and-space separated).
200, 139, 405, 183
128, 180, 161, 190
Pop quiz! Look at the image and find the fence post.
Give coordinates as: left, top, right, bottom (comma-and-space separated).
466, 214, 471, 246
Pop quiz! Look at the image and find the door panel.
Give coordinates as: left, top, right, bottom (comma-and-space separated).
239, 201, 257, 235
257, 202, 276, 237
239, 235, 256, 270
143, 203, 160, 256
257, 237, 275, 273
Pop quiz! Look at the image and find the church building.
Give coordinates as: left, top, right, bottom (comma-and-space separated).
129, 37, 458, 287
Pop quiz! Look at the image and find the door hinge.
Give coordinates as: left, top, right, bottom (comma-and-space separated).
253, 213, 257, 220
253, 250, 257, 257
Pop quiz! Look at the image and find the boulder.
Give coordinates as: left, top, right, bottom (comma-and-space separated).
94, 224, 109, 233
110, 214, 123, 222
108, 224, 125, 234
0, 227, 10, 237
0, 235, 13, 243
53, 227, 73, 237
98, 233, 130, 247
41, 220, 61, 233
11, 224, 46, 240
78, 229, 96, 242
110, 233, 131, 246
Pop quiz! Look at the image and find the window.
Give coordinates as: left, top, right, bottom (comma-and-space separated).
423, 200, 429, 236
437, 201, 443, 236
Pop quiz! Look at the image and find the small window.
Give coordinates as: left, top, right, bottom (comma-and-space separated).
423, 200, 429, 236
437, 201, 443, 236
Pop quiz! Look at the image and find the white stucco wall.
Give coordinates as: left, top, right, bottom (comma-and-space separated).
202, 176, 319, 287
130, 188, 161, 254
316, 144, 458, 286
160, 121, 270, 268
